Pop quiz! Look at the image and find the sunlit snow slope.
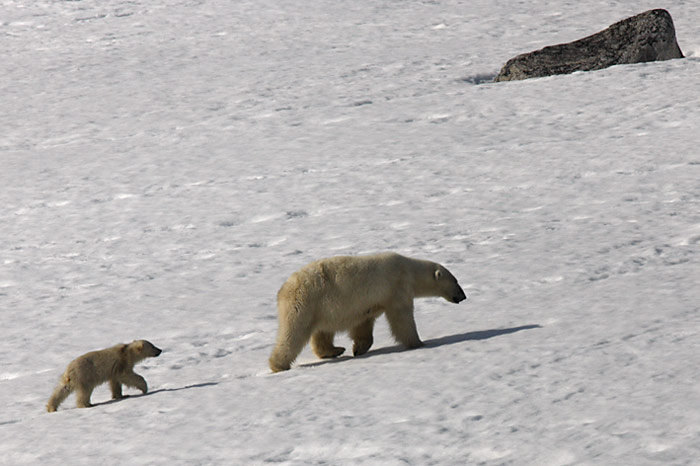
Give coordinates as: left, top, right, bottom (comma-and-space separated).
2, 1, 700, 465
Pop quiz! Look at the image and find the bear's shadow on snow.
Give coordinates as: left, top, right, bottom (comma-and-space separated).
301, 325, 542, 368
423, 325, 542, 347
90, 382, 218, 407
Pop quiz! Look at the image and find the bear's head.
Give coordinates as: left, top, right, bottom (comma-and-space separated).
130, 340, 163, 358
434, 266, 467, 304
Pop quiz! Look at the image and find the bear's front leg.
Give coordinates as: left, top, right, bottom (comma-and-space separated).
121, 372, 148, 394
350, 318, 375, 356
385, 303, 423, 349
310, 331, 345, 359
110, 379, 123, 399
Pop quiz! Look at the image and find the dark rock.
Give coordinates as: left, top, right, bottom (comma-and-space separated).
494, 9, 684, 82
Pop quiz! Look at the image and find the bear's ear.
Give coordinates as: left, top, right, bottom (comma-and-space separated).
434, 269, 442, 281
133, 340, 144, 352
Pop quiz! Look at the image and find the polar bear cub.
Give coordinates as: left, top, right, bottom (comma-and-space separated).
47, 340, 162, 412
269, 252, 467, 372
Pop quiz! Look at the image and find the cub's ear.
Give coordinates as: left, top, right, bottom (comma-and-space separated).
434, 269, 443, 280
133, 340, 144, 351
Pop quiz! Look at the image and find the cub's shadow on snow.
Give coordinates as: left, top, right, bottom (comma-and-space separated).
301, 325, 541, 369
91, 382, 218, 408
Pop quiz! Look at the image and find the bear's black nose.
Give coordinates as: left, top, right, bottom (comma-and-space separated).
453, 289, 467, 303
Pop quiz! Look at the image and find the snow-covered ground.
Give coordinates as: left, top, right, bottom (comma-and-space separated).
2, 0, 700, 464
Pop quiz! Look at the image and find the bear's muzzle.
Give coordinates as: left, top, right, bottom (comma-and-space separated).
453, 288, 467, 303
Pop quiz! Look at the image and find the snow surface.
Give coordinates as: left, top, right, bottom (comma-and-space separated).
2, 0, 700, 464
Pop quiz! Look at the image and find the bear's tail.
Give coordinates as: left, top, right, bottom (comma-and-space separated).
46, 376, 72, 413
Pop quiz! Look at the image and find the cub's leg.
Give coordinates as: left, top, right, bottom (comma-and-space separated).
310, 331, 345, 359
385, 302, 423, 349
120, 372, 148, 394
110, 379, 123, 399
350, 317, 376, 356
46, 381, 72, 412
74, 384, 95, 408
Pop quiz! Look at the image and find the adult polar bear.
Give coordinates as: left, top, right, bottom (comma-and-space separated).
269, 252, 467, 372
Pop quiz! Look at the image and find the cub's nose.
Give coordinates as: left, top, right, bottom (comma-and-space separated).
154, 348, 163, 356
453, 289, 467, 303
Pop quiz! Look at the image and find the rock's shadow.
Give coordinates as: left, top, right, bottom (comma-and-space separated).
459, 73, 498, 85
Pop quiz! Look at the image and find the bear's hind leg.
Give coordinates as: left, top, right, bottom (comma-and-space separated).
385, 302, 423, 350
74, 385, 94, 408
350, 318, 376, 356
310, 331, 345, 359
269, 317, 314, 373
46, 382, 72, 412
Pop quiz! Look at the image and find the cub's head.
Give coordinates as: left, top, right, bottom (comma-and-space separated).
434, 265, 467, 304
129, 340, 163, 358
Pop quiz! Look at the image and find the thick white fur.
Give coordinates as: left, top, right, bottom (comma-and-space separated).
47, 340, 162, 412
269, 252, 466, 372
